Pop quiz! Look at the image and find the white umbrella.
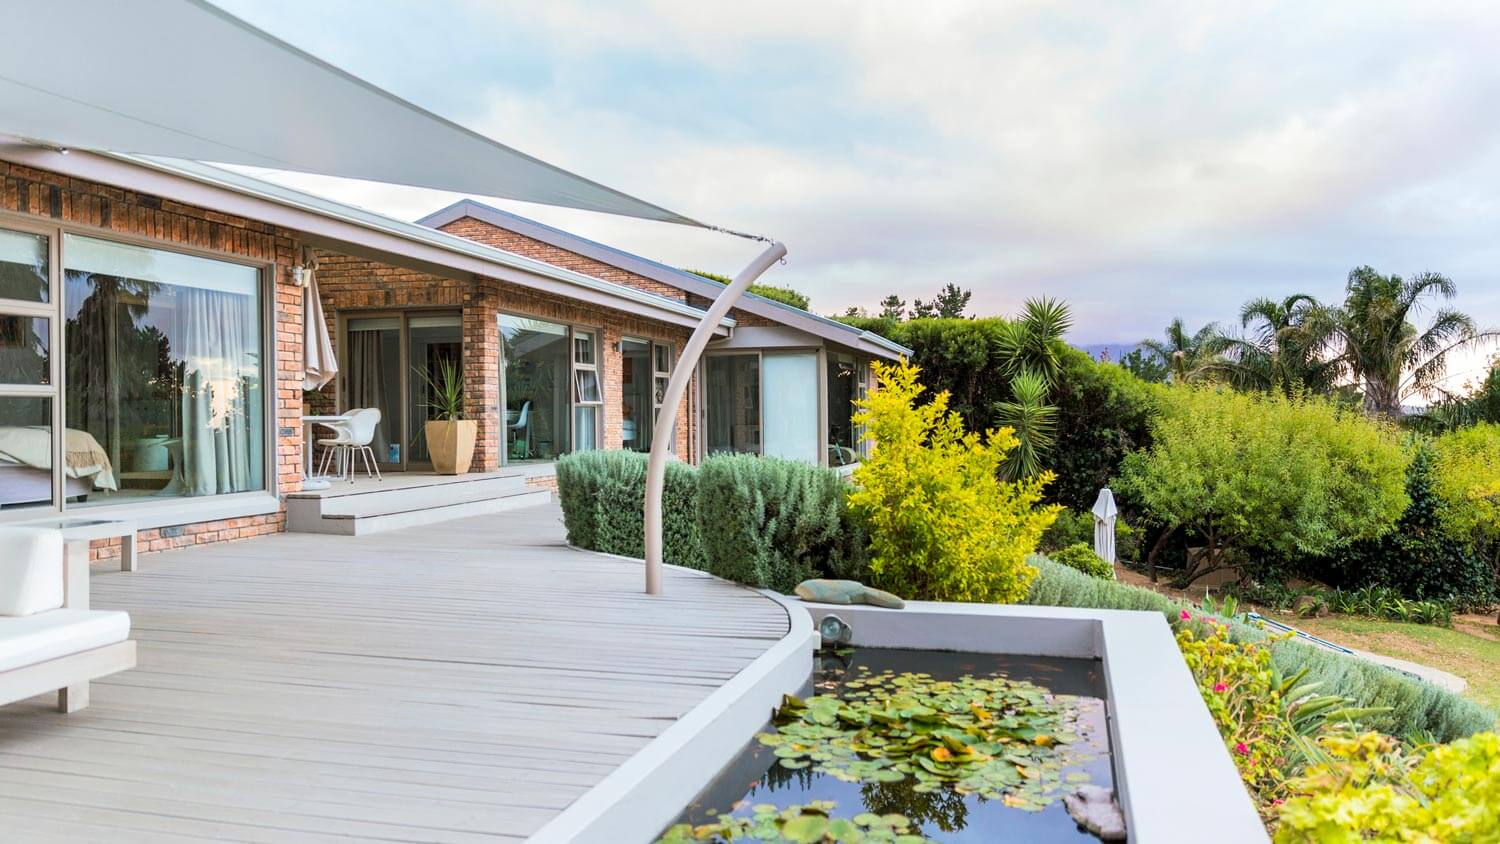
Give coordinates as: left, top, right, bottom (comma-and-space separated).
301, 251, 337, 391
1091, 487, 1118, 564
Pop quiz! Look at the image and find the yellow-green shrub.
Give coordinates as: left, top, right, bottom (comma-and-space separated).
1432, 422, 1500, 569
1274, 731, 1500, 842
847, 360, 1059, 604
1176, 615, 1295, 804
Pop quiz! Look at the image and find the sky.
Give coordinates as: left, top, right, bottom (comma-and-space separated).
216, 0, 1500, 387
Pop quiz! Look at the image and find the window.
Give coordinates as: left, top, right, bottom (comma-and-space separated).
0, 228, 49, 303
0, 396, 54, 511
827, 355, 858, 465
622, 338, 673, 453
705, 354, 760, 455
761, 353, 819, 463
572, 330, 600, 452
63, 234, 264, 505
499, 315, 598, 462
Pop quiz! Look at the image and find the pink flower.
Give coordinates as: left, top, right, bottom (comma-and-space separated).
1234, 742, 1249, 756
1213, 682, 1228, 693
1180, 610, 1192, 621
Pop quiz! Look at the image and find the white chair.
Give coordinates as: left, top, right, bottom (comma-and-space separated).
318, 408, 383, 482
0, 527, 136, 713
508, 401, 532, 459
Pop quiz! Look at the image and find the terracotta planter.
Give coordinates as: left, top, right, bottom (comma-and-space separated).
425, 420, 476, 475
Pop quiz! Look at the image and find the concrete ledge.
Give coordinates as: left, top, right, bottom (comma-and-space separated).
800, 601, 1268, 843
527, 576, 817, 844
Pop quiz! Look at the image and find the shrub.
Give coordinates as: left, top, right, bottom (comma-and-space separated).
1115, 386, 1410, 584
1309, 442, 1497, 610
1433, 422, 1500, 572
1176, 618, 1295, 803
1020, 556, 1495, 742
849, 361, 1059, 603
696, 453, 867, 592
1048, 346, 1162, 511
555, 450, 705, 569
1050, 543, 1114, 579
1274, 731, 1500, 842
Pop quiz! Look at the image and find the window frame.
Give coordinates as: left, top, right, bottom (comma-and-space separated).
0, 209, 275, 525
497, 311, 602, 465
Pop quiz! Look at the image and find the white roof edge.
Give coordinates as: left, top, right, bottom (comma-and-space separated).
419, 199, 911, 359
113, 155, 735, 329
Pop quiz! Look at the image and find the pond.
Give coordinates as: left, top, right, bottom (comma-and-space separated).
663, 648, 1115, 843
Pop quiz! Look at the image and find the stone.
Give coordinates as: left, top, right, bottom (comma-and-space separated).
1063, 784, 1127, 841
793, 579, 905, 610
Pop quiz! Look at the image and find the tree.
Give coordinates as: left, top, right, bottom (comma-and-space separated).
1049, 346, 1162, 510
1119, 346, 1170, 383
1431, 423, 1500, 573
1115, 386, 1410, 584
1209, 294, 1341, 396
878, 295, 906, 321
1408, 358, 1500, 433
912, 283, 973, 319
849, 360, 1059, 603
683, 268, 811, 311
1328, 266, 1494, 417
1140, 318, 1223, 384
992, 298, 1073, 479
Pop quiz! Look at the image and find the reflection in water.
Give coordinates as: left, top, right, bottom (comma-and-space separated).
673, 648, 1115, 843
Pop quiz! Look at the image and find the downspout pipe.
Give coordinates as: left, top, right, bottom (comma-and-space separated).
644, 240, 787, 594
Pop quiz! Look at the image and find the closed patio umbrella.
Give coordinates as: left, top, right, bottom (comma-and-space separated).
301, 251, 337, 391
1092, 487, 1118, 565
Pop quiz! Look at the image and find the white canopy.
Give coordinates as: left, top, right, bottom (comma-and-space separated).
0, 0, 702, 227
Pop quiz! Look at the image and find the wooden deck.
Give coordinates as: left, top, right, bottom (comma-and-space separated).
0, 501, 790, 842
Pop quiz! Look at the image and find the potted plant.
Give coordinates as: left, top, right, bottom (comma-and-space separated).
417, 357, 475, 475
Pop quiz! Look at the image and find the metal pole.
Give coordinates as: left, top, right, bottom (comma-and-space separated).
644, 240, 787, 594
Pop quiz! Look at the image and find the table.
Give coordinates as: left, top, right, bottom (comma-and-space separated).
20, 517, 139, 572
301, 414, 346, 491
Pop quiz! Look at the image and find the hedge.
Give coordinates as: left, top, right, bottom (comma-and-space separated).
555, 450, 865, 592
1022, 555, 1495, 742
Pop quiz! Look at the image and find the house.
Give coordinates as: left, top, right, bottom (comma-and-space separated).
0, 141, 906, 559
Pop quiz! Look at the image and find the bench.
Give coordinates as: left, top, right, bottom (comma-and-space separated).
0, 527, 136, 712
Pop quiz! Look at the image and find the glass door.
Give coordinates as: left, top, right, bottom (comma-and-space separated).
343, 311, 461, 471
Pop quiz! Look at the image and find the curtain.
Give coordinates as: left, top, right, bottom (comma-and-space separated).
347, 331, 390, 461
174, 286, 263, 496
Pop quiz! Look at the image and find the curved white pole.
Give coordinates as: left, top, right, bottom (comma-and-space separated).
645, 240, 787, 594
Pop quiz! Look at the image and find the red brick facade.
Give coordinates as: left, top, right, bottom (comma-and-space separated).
0, 161, 305, 559
310, 249, 700, 468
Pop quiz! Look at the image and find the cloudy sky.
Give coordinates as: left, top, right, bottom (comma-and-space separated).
217, 0, 1500, 384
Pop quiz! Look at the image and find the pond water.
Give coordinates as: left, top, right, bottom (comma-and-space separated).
669, 648, 1115, 842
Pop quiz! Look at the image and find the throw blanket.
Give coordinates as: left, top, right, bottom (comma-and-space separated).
0, 426, 118, 490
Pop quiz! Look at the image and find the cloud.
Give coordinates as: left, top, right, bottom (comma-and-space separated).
216, 0, 1500, 381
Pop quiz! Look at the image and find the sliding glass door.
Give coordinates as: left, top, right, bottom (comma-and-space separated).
342, 311, 461, 471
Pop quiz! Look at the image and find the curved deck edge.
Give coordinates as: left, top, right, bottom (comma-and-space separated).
527, 559, 815, 844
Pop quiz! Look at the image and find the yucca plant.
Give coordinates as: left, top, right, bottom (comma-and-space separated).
993, 369, 1057, 480
414, 357, 464, 421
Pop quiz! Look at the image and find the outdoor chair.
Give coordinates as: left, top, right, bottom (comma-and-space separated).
317, 408, 383, 482
0, 526, 136, 713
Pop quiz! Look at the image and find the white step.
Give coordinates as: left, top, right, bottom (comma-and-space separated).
288, 487, 552, 536
290, 473, 530, 517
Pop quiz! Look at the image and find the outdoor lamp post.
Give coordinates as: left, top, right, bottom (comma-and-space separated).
643, 240, 787, 594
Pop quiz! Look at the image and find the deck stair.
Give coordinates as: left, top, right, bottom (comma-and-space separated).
286, 471, 551, 535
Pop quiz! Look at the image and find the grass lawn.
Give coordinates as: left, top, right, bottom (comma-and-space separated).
1272, 614, 1500, 711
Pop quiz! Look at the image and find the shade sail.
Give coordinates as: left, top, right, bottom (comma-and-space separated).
0, 0, 702, 227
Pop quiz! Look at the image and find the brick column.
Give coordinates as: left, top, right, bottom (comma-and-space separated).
464, 277, 501, 471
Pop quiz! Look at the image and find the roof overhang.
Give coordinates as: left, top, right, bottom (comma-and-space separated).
0, 138, 731, 335
421, 199, 912, 360
0, 0, 701, 226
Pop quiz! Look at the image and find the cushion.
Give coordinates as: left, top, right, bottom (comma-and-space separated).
0, 527, 64, 616
0, 608, 131, 672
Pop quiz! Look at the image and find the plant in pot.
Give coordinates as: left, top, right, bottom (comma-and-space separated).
416, 357, 475, 475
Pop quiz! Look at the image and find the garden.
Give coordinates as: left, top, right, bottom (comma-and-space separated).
558, 269, 1500, 841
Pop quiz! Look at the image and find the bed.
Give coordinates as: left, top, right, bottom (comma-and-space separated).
0, 426, 117, 508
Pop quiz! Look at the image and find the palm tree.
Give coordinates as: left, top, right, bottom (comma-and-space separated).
993, 297, 1071, 479
1140, 318, 1222, 383
1210, 294, 1341, 395
1328, 267, 1494, 417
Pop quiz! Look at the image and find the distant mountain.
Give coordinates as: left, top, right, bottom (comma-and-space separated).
1074, 342, 1145, 363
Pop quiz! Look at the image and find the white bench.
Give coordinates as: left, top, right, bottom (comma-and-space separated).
0, 527, 136, 712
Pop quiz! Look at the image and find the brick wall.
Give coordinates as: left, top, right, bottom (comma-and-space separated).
0, 160, 304, 560
310, 251, 700, 468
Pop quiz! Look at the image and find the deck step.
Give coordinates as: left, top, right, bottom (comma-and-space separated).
287, 475, 551, 535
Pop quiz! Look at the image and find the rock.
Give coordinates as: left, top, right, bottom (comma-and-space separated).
1063, 784, 1127, 841
793, 579, 905, 610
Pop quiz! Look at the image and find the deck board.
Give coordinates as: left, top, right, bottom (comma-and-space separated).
0, 500, 789, 842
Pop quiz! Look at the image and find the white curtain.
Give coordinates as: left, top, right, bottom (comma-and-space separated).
175, 287, 263, 496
